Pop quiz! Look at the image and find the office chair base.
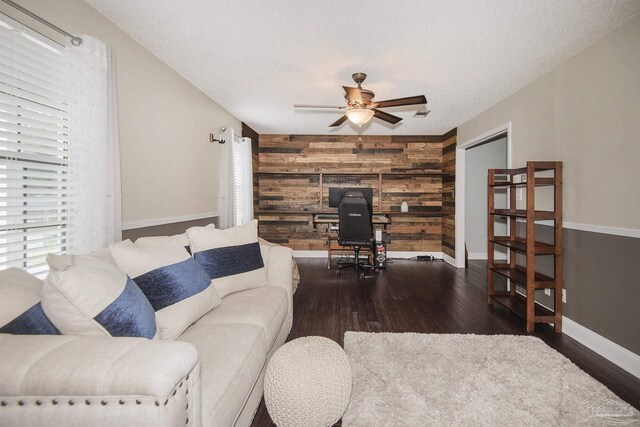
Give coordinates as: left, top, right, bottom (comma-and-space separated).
336, 246, 373, 277
337, 264, 373, 278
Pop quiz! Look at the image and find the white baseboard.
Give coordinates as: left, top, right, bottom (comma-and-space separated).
293, 250, 444, 259
296, 249, 640, 379
387, 251, 442, 259
294, 249, 458, 268
122, 212, 219, 230
562, 316, 640, 379
297, 249, 499, 262
563, 221, 640, 239
513, 292, 640, 378
291, 249, 638, 379
442, 253, 456, 267
293, 250, 327, 258
530, 219, 639, 239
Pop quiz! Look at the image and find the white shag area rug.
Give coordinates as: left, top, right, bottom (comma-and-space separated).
343, 332, 640, 426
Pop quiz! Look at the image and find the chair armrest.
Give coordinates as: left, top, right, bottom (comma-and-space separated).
0, 334, 201, 427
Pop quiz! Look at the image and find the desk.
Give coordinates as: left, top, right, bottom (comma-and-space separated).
313, 213, 389, 269
312, 213, 390, 226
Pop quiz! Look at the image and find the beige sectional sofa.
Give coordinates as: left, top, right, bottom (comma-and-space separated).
0, 242, 294, 427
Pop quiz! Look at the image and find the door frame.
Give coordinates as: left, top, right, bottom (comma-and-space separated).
454, 122, 512, 268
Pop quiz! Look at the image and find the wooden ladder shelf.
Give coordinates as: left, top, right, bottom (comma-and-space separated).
487, 161, 563, 333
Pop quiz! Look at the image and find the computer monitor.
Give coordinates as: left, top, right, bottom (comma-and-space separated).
328, 187, 373, 208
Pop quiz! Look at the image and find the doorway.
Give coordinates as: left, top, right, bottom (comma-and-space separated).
454, 123, 512, 268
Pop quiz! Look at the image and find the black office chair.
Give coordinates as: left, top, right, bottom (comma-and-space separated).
337, 190, 374, 276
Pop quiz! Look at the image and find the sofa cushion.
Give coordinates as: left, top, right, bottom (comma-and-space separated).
110, 240, 221, 340
0, 268, 59, 335
177, 322, 268, 427
42, 258, 158, 339
197, 286, 288, 349
187, 220, 267, 298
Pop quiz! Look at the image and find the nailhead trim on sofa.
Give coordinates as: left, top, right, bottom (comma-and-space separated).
0, 371, 192, 415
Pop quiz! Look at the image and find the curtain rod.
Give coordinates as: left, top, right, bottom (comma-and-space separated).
1, 0, 82, 45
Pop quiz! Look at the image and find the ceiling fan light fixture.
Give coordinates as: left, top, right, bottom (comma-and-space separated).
346, 108, 374, 126
295, 72, 426, 127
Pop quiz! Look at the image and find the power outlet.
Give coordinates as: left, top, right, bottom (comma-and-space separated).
562, 289, 567, 304
544, 288, 551, 296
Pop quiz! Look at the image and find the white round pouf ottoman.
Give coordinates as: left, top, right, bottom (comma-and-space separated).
264, 336, 352, 427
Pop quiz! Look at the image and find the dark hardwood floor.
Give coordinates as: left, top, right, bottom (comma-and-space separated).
252, 258, 640, 426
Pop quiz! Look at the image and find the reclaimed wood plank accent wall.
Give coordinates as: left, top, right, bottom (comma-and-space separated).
250, 132, 457, 253
441, 128, 457, 257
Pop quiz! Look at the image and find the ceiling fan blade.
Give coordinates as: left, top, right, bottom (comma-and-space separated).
373, 109, 402, 124
329, 115, 348, 127
294, 104, 345, 109
374, 95, 427, 108
342, 86, 363, 104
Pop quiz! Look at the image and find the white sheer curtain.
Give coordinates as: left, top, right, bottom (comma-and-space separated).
238, 136, 254, 225
65, 36, 121, 253
218, 127, 235, 230
218, 127, 253, 229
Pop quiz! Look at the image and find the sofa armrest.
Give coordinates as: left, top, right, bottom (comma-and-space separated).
262, 244, 295, 299
0, 334, 201, 427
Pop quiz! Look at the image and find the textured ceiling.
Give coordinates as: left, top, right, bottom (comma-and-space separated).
86, 0, 640, 135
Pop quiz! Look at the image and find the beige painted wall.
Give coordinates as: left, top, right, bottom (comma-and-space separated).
2, 0, 241, 225
459, 15, 640, 230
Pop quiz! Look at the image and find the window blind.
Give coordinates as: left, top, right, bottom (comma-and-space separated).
0, 16, 70, 277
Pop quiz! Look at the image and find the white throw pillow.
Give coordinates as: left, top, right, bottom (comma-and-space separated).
0, 268, 59, 335
187, 219, 268, 298
42, 259, 158, 338
135, 232, 190, 252
110, 239, 221, 339
134, 224, 215, 254
46, 249, 116, 271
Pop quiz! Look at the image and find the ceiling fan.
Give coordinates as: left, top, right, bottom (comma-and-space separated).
294, 72, 427, 127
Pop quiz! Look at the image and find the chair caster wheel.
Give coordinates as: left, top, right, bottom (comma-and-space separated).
337, 270, 341, 276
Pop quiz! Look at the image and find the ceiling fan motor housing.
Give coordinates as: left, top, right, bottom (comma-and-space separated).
347, 72, 375, 107
346, 89, 375, 107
